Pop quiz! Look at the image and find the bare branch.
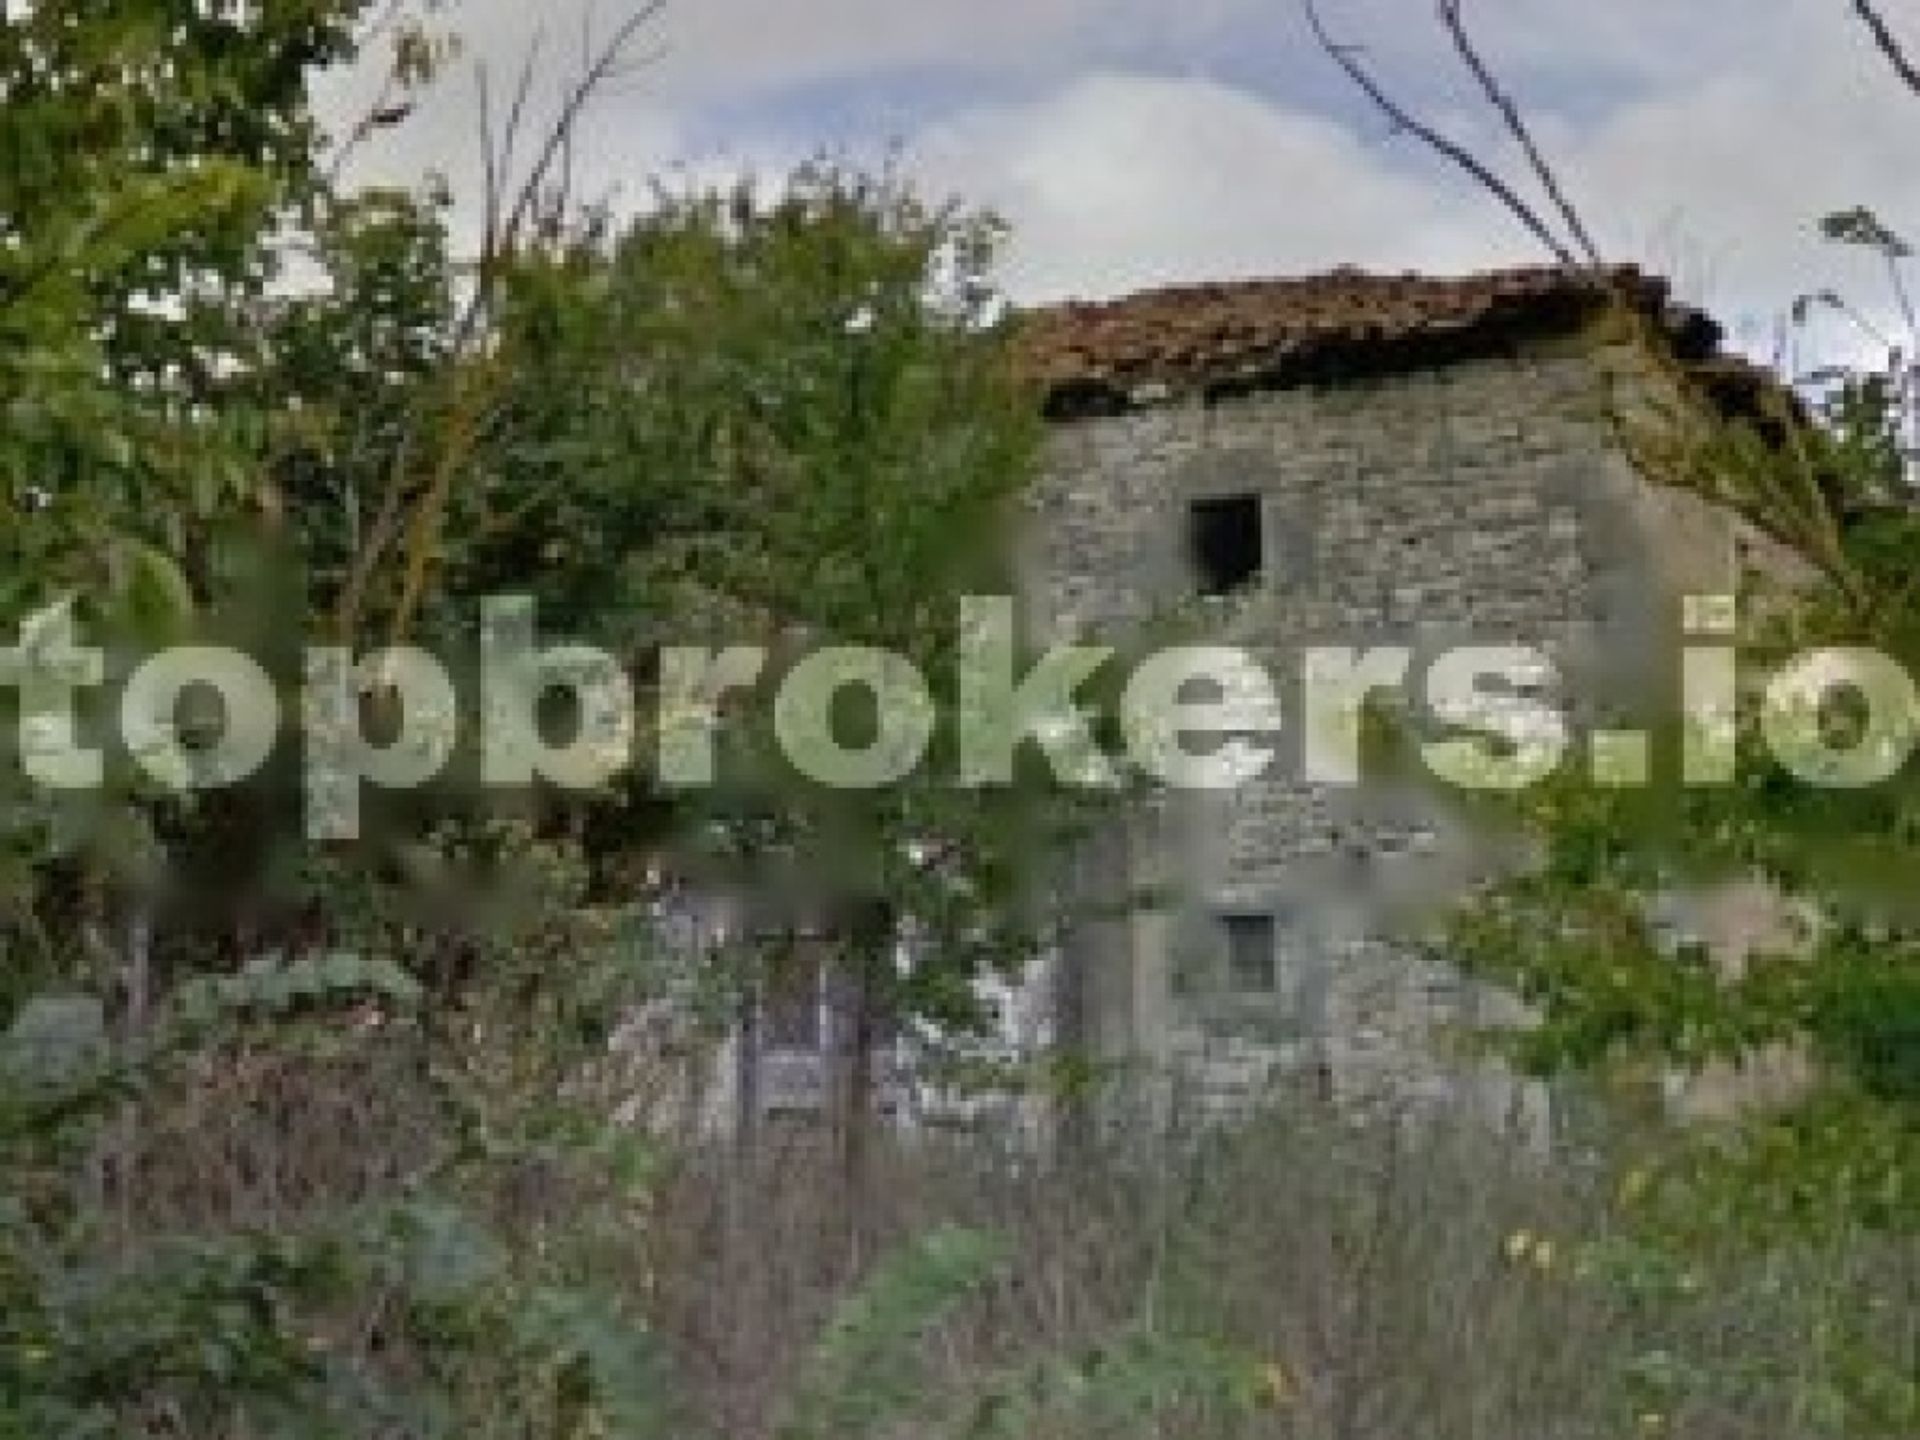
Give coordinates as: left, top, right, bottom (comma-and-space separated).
1852, 0, 1920, 98
1887, 255, 1920, 349
557, 6, 600, 221
1437, 0, 1602, 267
497, 39, 547, 220
478, 67, 499, 262
1799, 287, 1898, 352
334, 2, 669, 645
323, 1, 442, 190
474, 41, 544, 286
495, 1, 666, 261
1301, 0, 1577, 267
382, 1, 669, 647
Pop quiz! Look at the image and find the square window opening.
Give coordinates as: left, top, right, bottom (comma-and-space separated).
1223, 913, 1277, 993
1188, 494, 1264, 596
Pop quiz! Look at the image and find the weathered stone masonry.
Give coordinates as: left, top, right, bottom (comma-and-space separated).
1019, 273, 1776, 1121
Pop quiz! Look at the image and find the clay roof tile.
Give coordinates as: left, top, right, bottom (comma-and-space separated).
1016, 263, 1699, 415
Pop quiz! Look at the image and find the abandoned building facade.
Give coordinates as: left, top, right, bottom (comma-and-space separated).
651, 265, 1789, 1136
1017, 265, 1784, 1126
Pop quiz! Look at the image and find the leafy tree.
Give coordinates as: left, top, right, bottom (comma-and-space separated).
0, 0, 372, 614
0, 6, 691, 1433
1299, 2, 1920, 1424
1435, 214, 1920, 1432
0, 3, 1116, 1428
446, 162, 1100, 1255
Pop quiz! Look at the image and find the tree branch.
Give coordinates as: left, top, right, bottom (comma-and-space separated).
385, 1, 669, 646
334, 2, 668, 645
1852, 0, 1920, 98
1437, 0, 1602, 267
495, 1, 665, 268
1301, 0, 1577, 267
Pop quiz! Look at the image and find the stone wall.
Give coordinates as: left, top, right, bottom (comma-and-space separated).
1023, 334, 1763, 1123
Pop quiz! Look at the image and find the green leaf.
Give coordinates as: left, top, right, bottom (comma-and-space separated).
0, 995, 108, 1093
114, 540, 197, 644
782, 1226, 1006, 1440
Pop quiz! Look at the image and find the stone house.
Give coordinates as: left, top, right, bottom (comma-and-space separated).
1014, 264, 1796, 1126
645, 264, 1800, 1140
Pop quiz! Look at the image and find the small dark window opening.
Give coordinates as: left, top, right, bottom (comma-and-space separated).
1188, 494, 1264, 595
1224, 913, 1277, 993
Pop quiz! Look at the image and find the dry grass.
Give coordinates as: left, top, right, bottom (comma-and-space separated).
108, 1028, 1917, 1440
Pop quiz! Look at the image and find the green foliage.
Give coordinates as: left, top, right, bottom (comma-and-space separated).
0, 6, 693, 1433
169, 953, 425, 1029
441, 162, 1093, 1065
772, 1223, 1265, 1440
0, 0, 371, 613
0, 976, 356, 1433
956, 1328, 1265, 1440
0, 915, 684, 1435
780, 1226, 1007, 1440
1443, 206, 1920, 1433
0, 8, 1128, 1436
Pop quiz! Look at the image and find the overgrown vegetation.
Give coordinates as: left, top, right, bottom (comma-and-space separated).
6, 0, 1920, 1435
1298, 1, 1920, 1431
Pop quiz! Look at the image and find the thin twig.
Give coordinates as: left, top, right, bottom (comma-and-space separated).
1883, 251, 1920, 355
558, 6, 599, 221
496, 39, 547, 234
323, 0, 435, 190
495, 2, 664, 263
334, 3, 667, 646
472, 44, 544, 307
478, 66, 499, 269
1808, 288, 1898, 352
1300, 0, 1577, 266
383, 2, 667, 647
1852, 0, 1920, 97
1437, 0, 1602, 267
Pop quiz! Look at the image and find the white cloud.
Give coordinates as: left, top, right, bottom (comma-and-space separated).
1284, 2, 1920, 336
910, 73, 1527, 303
347, 0, 1122, 111
1553, 16, 1920, 357
311, 0, 1920, 366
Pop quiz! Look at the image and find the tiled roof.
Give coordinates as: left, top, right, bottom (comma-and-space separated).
1018, 263, 1723, 416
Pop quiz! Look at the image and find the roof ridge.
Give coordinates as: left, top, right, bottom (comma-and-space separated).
1025, 261, 1653, 314
1016, 262, 1695, 417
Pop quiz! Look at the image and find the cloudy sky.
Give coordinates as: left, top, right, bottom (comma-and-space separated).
324, 0, 1920, 362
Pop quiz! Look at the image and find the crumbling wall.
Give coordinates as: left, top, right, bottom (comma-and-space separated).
1025, 335, 1766, 1122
